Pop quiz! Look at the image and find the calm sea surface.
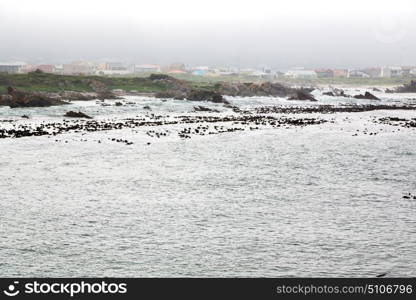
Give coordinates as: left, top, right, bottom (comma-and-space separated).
1, 89, 415, 276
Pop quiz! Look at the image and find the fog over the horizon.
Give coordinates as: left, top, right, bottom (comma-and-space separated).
1, 0, 415, 68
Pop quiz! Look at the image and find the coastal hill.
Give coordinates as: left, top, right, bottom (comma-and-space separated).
0, 71, 317, 107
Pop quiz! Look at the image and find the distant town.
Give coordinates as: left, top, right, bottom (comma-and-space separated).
1, 61, 416, 80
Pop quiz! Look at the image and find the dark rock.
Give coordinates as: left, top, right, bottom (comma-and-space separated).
288, 90, 317, 101
64, 111, 93, 119
217, 81, 294, 97
193, 105, 220, 112
85, 79, 120, 100
155, 91, 185, 99
59, 91, 97, 101
0, 94, 13, 106
392, 80, 416, 93
186, 90, 226, 103
143, 105, 151, 110
149, 74, 190, 92
115, 102, 123, 106
21, 115, 29, 119
6, 87, 68, 108
323, 88, 350, 97
353, 92, 380, 100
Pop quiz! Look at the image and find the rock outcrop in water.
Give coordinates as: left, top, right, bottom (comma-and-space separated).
353, 92, 380, 100
152, 75, 315, 102
186, 90, 227, 103
323, 88, 350, 98
86, 79, 119, 100
193, 105, 220, 112
1, 87, 69, 108
392, 80, 416, 93
64, 111, 93, 119
216, 81, 296, 97
288, 90, 317, 101
59, 91, 97, 101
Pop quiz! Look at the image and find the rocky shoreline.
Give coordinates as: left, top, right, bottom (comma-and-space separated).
1, 74, 320, 108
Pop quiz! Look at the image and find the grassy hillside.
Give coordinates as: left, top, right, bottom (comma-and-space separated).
0, 71, 172, 93
0, 71, 411, 94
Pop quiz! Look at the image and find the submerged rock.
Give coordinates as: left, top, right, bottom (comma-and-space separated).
353, 92, 380, 100
64, 111, 93, 119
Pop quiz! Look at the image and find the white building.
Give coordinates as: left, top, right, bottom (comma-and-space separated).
0, 62, 26, 73
347, 70, 370, 78
133, 64, 161, 73
284, 70, 317, 79
381, 66, 403, 78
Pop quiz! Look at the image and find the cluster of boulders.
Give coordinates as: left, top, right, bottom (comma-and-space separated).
86, 79, 119, 100
153, 76, 318, 102
215, 82, 317, 101
389, 80, 416, 93
353, 92, 380, 100
322, 88, 380, 100
288, 90, 317, 101
0, 87, 69, 108
323, 88, 350, 97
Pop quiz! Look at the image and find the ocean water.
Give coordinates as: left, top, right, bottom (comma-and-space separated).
0, 89, 415, 277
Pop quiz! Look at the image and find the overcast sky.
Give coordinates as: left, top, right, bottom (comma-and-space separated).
1, 0, 415, 68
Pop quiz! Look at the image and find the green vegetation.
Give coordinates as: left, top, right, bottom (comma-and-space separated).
0, 70, 411, 94
0, 71, 172, 93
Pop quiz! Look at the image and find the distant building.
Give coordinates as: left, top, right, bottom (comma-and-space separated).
347, 70, 370, 78
362, 67, 382, 78
63, 61, 93, 75
106, 62, 127, 71
167, 69, 187, 74
381, 67, 391, 78
191, 66, 209, 75
133, 64, 161, 73
53, 65, 64, 74
315, 69, 334, 78
390, 67, 403, 78
333, 69, 348, 78
20, 64, 38, 73
284, 70, 317, 79
37, 64, 55, 73
410, 68, 416, 76
401, 66, 413, 76
0, 62, 26, 73
192, 69, 207, 76
168, 62, 186, 72
96, 70, 131, 75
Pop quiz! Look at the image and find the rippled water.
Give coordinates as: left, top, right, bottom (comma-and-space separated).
1, 89, 415, 277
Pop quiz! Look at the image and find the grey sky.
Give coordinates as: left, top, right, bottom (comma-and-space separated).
1, 0, 415, 68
